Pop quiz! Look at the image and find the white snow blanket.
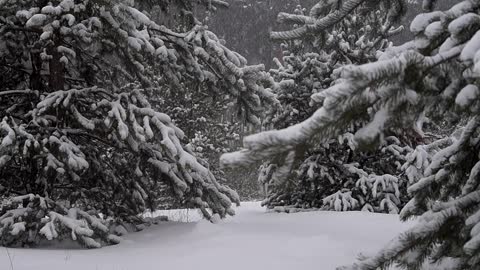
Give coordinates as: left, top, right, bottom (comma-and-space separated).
0, 202, 415, 270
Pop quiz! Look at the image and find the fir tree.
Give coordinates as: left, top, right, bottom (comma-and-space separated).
258, 2, 414, 214
222, 0, 480, 268
0, 0, 276, 248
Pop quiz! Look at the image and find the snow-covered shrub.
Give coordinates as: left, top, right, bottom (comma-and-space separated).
0, 194, 121, 248
261, 135, 415, 214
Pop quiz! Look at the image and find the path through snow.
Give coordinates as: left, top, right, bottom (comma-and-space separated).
0, 202, 415, 270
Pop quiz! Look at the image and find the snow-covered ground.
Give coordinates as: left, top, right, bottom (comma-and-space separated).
0, 202, 415, 270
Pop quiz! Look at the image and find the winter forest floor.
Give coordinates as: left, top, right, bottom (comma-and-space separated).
1, 202, 420, 270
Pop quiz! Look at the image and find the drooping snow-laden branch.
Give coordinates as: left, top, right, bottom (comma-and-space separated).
0, 86, 239, 248
322, 0, 480, 269
257, 1, 415, 213
340, 116, 480, 270
0, 0, 266, 247
270, 0, 407, 40
29, 87, 239, 218
1, 193, 127, 247
221, 45, 462, 169
1, 0, 278, 124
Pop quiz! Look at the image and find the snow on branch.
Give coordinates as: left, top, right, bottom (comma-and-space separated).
221, 43, 463, 171
270, 0, 406, 40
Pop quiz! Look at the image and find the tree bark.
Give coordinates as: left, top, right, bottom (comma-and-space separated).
48, 37, 65, 91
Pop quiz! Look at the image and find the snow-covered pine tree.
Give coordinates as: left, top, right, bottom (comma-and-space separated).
223, 0, 480, 268
258, 2, 414, 214
0, 0, 276, 248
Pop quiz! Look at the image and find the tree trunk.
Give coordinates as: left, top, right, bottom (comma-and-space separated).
47, 38, 65, 91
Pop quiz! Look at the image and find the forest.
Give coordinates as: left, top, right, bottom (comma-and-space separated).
0, 0, 477, 270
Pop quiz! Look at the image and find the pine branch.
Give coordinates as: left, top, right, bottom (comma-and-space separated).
270, 0, 366, 40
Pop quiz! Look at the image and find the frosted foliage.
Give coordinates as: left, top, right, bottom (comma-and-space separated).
260, 136, 413, 214
264, 2, 399, 130
1, 0, 276, 124
402, 137, 454, 184
228, 0, 480, 269
221, 1, 412, 170
269, 0, 406, 41
221, 1, 467, 174
222, 0, 480, 269
0, 195, 120, 248
323, 191, 359, 211
250, 1, 415, 214
0, 0, 276, 247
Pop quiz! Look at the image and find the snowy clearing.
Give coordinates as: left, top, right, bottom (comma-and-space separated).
0, 202, 415, 270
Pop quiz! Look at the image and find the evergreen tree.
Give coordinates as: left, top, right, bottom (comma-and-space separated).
0, 0, 276, 248
222, 0, 480, 268
258, 2, 415, 214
